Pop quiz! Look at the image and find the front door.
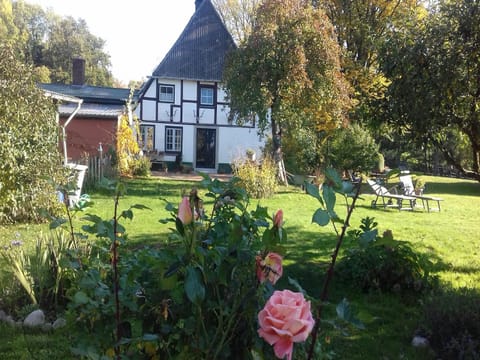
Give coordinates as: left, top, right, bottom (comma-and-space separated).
196, 128, 216, 169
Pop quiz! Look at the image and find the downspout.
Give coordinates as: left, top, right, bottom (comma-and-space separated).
62, 99, 83, 165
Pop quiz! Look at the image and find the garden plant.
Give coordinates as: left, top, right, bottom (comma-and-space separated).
0, 173, 479, 359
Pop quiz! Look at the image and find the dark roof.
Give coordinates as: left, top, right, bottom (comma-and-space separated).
39, 83, 135, 105
58, 103, 126, 118
152, 0, 236, 82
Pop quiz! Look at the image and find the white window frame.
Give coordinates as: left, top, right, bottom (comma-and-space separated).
200, 86, 214, 106
165, 126, 182, 153
159, 84, 174, 103
139, 125, 154, 151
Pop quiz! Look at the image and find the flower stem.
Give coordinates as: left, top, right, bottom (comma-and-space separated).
307, 181, 362, 360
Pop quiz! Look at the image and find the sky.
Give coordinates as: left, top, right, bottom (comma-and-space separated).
27, 0, 197, 85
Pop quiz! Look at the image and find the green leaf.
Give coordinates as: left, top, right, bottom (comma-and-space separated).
312, 208, 330, 226
323, 185, 336, 212
336, 298, 365, 329
175, 217, 185, 236
121, 209, 133, 220
325, 168, 343, 189
130, 204, 151, 210
288, 277, 306, 295
262, 227, 274, 247
341, 181, 355, 195
164, 261, 182, 278
163, 201, 176, 212
49, 217, 67, 229
185, 266, 205, 305
358, 229, 378, 248
82, 213, 103, 224
305, 182, 323, 205
73, 291, 90, 305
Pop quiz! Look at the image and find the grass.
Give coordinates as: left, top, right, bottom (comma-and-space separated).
0, 174, 479, 359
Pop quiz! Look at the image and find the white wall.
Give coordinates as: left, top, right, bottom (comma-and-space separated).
138, 77, 266, 170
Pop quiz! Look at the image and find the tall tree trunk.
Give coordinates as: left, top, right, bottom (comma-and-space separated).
271, 116, 287, 185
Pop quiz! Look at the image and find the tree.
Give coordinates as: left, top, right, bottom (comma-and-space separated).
0, 0, 19, 47
381, 0, 480, 179
11, 1, 114, 86
0, 44, 64, 223
223, 0, 351, 183
44, 15, 113, 86
322, 0, 426, 125
11, 0, 48, 65
324, 124, 380, 176
212, 0, 261, 44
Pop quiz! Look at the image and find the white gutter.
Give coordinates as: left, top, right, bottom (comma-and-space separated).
43, 90, 83, 165
61, 99, 83, 165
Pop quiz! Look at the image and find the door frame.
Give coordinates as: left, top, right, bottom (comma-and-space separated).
195, 127, 217, 171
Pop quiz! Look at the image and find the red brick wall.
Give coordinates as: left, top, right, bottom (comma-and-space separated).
60, 116, 118, 162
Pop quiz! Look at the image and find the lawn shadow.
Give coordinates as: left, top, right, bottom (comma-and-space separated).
124, 178, 197, 197
426, 180, 480, 196
281, 227, 339, 297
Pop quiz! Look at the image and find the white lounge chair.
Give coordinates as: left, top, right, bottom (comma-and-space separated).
399, 173, 443, 212
367, 179, 416, 211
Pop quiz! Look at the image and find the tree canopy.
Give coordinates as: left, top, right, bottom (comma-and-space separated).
322, 0, 427, 125
223, 0, 351, 139
212, 0, 261, 45
9, 0, 113, 86
381, 0, 480, 179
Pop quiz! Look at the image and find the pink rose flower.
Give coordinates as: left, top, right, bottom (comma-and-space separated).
258, 290, 315, 360
274, 209, 283, 228
177, 197, 193, 225
256, 252, 283, 285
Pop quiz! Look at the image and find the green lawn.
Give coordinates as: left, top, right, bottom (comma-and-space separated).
0, 174, 479, 359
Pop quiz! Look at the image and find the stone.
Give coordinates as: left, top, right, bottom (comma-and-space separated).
42, 323, 53, 332
23, 309, 45, 328
52, 317, 67, 329
0, 310, 6, 322
412, 335, 430, 348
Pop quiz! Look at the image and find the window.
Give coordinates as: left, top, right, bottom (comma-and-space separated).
200, 86, 214, 106
140, 125, 154, 151
165, 127, 182, 152
159, 84, 174, 102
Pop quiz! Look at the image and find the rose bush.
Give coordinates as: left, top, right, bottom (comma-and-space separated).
53, 170, 361, 359
258, 290, 315, 360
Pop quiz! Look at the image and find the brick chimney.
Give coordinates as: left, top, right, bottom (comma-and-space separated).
195, 0, 204, 11
72, 58, 85, 85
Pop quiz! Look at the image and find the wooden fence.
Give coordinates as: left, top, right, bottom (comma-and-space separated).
85, 155, 115, 186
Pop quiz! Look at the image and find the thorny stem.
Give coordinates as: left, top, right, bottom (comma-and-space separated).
63, 193, 76, 246
307, 181, 362, 360
112, 192, 121, 359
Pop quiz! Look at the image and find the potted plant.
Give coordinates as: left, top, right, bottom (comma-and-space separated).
414, 176, 426, 195
246, 148, 256, 161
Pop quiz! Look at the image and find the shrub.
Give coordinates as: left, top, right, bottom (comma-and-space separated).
233, 156, 278, 198
336, 217, 434, 294
0, 230, 87, 314
0, 44, 64, 223
421, 287, 480, 359
64, 176, 289, 359
323, 124, 379, 174
132, 156, 151, 177
282, 128, 323, 174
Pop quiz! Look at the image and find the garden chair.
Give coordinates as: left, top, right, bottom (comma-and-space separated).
366, 179, 416, 211
399, 173, 443, 212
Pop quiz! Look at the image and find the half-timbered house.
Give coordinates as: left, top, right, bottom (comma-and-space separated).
136, 0, 264, 173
